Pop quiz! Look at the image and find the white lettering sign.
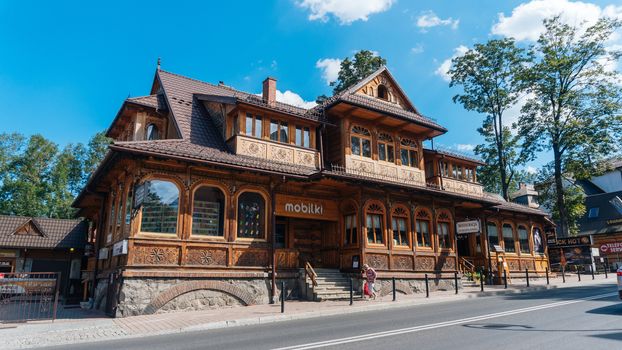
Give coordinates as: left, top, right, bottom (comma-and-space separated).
456, 220, 480, 234
98, 247, 109, 260
284, 202, 324, 216
112, 240, 128, 257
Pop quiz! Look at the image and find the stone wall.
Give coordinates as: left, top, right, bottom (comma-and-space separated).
349, 276, 461, 296
115, 277, 279, 318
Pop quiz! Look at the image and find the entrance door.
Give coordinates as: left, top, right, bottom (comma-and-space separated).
291, 219, 339, 268
457, 233, 471, 257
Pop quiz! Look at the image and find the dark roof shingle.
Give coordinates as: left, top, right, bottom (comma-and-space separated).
0, 216, 88, 249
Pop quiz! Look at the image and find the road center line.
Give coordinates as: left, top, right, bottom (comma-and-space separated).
273, 292, 617, 350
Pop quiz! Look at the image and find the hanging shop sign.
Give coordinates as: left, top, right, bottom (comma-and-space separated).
275, 194, 338, 221
599, 242, 622, 254
549, 236, 591, 248
98, 247, 109, 260
133, 182, 147, 209
456, 220, 480, 234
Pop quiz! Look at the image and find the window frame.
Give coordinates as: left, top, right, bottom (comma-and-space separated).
146, 123, 159, 140
364, 201, 386, 246
415, 207, 433, 250
400, 138, 419, 168
487, 221, 500, 251
295, 125, 311, 148
190, 183, 228, 239
138, 178, 182, 236
390, 205, 410, 249
502, 222, 517, 253
533, 226, 546, 254
235, 190, 268, 241
377, 84, 388, 100
378, 132, 395, 163
350, 125, 372, 158
270, 118, 289, 143
517, 224, 530, 254
245, 113, 263, 138
436, 209, 454, 251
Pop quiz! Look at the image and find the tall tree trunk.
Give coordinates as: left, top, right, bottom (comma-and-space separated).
552, 143, 568, 236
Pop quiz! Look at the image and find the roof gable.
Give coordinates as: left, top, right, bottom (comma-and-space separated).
344, 66, 418, 113
11, 218, 46, 237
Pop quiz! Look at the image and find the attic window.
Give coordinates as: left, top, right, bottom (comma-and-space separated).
377, 85, 388, 100
588, 207, 599, 218
146, 124, 159, 140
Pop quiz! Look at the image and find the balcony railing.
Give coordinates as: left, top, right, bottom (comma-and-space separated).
230, 135, 319, 169
344, 154, 426, 187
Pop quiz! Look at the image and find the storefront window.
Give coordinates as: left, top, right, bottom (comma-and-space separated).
487, 222, 499, 249
140, 180, 179, 234
237, 192, 265, 239
518, 225, 530, 253
192, 186, 225, 236
344, 213, 358, 245
351, 126, 371, 158
503, 223, 516, 253
534, 228, 545, 253
437, 210, 453, 249
416, 209, 432, 248
365, 202, 384, 244
378, 133, 395, 162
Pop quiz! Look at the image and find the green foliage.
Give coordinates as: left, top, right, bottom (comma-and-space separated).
517, 16, 622, 235
330, 50, 387, 95
448, 39, 531, 200
535, 167, 586, 236
0, 131, 111, 218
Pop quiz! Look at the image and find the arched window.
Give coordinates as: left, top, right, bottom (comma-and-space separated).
146, 124, 159, 140
517, 225, 530, 253
400, 138, 419, 168
237, 192, 266, 239
140, 180, 179, 234
534, 227, 545, 253
377, 84, 388, 100
437, 210, 453, 249
415, 208, 432, 248
487, 222, 499, 249
502, 223, 516, 253
391, 206, 409, 247
343, 202, 358, 246
378, 133, 395, 163
365, 202, 385, 245
351, 126, 372, 158
192, 186, 225, 236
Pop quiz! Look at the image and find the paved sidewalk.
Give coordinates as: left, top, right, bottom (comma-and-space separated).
1, 274, 614, 349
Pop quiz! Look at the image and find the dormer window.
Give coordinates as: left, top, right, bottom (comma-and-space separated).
377, 84, 388, 100
146, 124, 159, 140
351, 126, 371, 158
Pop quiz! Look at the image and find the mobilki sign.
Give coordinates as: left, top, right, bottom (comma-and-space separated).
285, 202, 323, 215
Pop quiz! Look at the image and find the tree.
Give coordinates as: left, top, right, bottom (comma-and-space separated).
448, 39, 531, 200
517, 16, 622, 236
317, 50, 386, 103
83, 131, 111, 184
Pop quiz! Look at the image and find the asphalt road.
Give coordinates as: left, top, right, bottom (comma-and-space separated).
41, 282, 621, 350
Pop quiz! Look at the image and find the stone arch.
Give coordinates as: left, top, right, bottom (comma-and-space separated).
142, 280, 257, 315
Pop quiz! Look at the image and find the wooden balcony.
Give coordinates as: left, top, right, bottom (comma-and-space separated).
344, 154, 426, 187
230, 135, 319, 169
440, 177, 484, 197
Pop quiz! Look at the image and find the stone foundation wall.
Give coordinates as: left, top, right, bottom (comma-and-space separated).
349, 276, 461, 296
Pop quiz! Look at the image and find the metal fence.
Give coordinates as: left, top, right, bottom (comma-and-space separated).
0, 272, 60, 323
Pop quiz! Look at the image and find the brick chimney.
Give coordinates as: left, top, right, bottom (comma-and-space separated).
262, 77, 277, 106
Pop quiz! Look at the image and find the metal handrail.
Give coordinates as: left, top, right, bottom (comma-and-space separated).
305, 261, 318, 287
460, 257, 475, 274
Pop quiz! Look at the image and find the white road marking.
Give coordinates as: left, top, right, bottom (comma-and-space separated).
273, 292, 617, 350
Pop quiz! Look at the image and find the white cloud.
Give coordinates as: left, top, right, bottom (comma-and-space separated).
276, 90, 317, 109
435, 45, 468, 82
455, 144, 475, 152
503, 92, 535, 128
525, 165, 538, 174
316, 58, 342, 85
416, 11, 459, 31
410, 44, 424, 54
492, 0, 622, 42
298, 0, 395, 25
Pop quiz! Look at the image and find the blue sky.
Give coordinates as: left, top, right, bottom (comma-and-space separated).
1, 0, 620, 172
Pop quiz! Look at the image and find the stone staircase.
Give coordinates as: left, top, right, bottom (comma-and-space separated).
304, 268, 354, 301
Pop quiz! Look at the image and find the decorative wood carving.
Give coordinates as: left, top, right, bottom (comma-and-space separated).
416, 209, 431, 219
392, 206, 409, 217
366, 254, 389, 270
441, 257, 456, 271
185, 248, 227, 266
234, 249, 269, 267
508, 259, 520, 271
133, 246, 179, 265
416, 256, 435, 271
392, 255, 413, 270
276, 249, 299, 269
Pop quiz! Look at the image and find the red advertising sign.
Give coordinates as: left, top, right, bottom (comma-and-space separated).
599, 242, 622, 254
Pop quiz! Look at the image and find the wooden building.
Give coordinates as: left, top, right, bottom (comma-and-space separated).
0, 215, 88, 301
74, 65, 552, 317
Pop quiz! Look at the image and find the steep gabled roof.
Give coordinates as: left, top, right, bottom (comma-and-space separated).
0, 215, 88, 249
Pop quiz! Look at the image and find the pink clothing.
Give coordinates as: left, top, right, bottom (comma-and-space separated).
365, 268, 377, 283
